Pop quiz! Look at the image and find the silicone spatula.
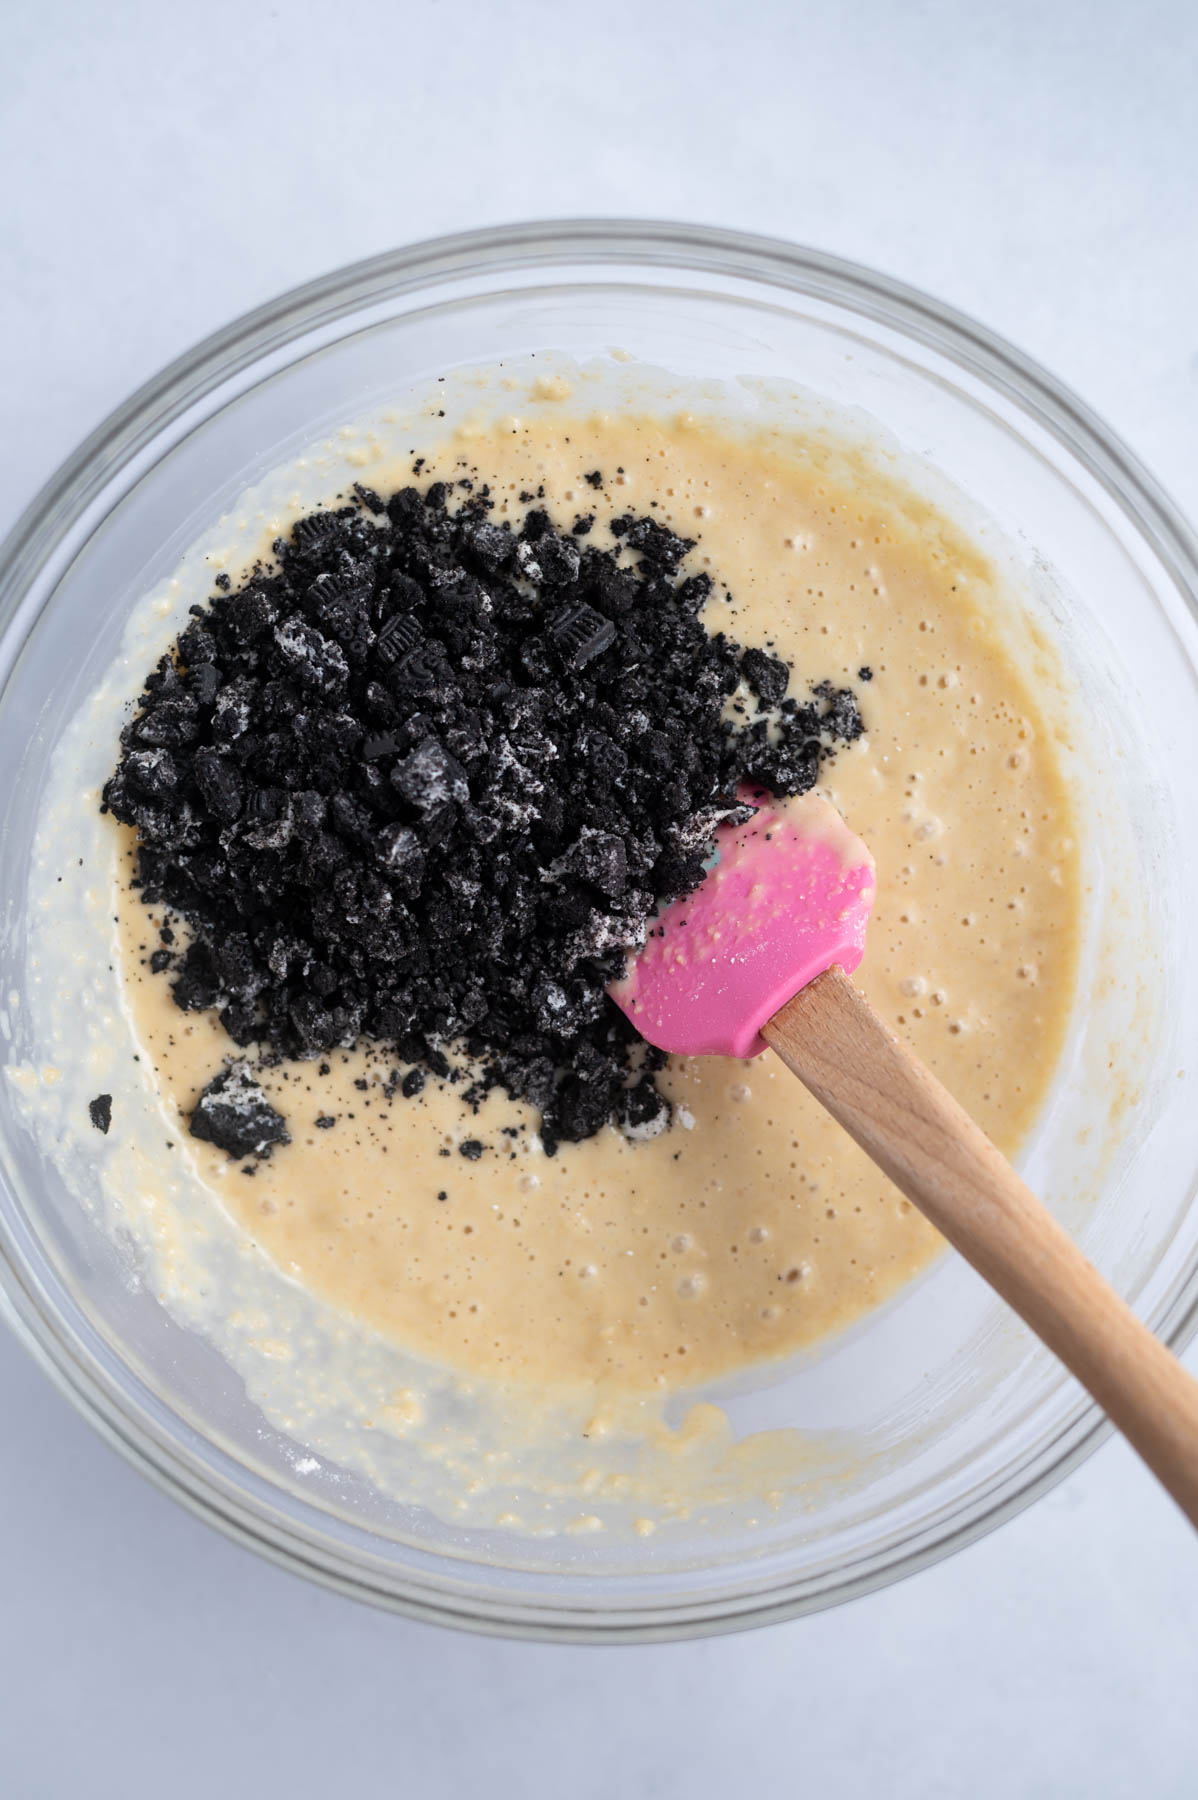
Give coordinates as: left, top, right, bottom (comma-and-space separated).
611, 791, 1198, 1528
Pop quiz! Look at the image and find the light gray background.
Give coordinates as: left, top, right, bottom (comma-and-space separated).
3, 3, 1197, 1795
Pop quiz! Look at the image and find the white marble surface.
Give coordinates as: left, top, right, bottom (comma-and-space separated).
2, 3, 1197, 1794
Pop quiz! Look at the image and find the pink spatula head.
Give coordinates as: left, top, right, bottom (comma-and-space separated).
610, 791, 876, 1058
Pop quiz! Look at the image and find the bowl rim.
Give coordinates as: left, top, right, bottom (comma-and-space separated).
2, 217, 1197, 1641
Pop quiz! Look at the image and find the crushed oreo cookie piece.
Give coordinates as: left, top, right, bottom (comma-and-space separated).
88, 1094, 112, 1135
106, 481, 862, 1151
740, 646, 790, 709
610, 514, 691, 572
189, 1061, 290, 1159
547, 601, 616, 670
619, 1078, 671, 1142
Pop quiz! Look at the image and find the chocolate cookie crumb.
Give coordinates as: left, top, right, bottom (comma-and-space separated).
189, 1062, 290, 1159
740, 647, 790, 709
620, 1078, 671, 1141
88, 1094, 112, 1134
459, 1138, 484, 1160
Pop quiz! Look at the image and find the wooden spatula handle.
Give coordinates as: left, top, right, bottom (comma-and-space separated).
763, 965, 1198, 1528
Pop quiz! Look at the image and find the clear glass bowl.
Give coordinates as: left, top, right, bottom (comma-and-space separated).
1, 221, 1197, 1641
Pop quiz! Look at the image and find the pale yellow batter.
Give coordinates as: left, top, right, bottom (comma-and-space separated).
114, 411, 1081, 1394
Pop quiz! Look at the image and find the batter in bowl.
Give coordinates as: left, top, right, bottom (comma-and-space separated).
110, 406, 1080, 1395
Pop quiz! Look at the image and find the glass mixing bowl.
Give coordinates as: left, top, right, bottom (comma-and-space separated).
1, 222, 1197, 1641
